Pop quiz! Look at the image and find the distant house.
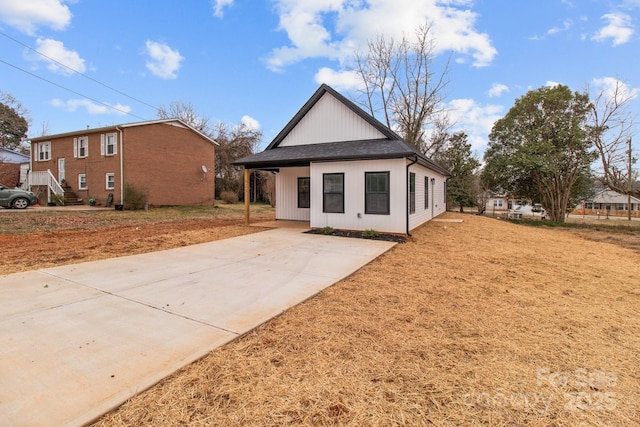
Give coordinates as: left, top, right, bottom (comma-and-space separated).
580, 189, 640, 217
0, 147, 30, 189
234, 84, 449, 234
29, 119, 217, 207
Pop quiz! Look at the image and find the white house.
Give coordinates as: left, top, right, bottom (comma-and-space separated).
234, 84, 449, 234
581, 188, 640, 217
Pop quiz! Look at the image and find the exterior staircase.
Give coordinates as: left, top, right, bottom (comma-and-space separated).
61, 182, 84, 206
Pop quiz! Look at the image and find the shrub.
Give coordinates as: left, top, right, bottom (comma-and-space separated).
220, 190, 239, 204
50, 193, 64, 206
124, 183, 149, 210
320, 226, 335, 235
362, 229, 379, 239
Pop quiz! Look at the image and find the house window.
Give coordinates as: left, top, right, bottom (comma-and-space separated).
36, 142, 51, 161
78, 174, 87, 190
323, 173, 344, 213
409, 172, 416, 214
298, 177, 310, 208
618, 203, 626, 211
105, 173, 115, 190
494, 199, 503, 208
74, 137, 89, 158
424, 176, 429, 209
101, 133, 117, 156
365, 172, 390, 215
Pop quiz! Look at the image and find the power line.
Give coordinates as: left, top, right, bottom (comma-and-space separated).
0, 58, 148, 120
0, 30, 159, 112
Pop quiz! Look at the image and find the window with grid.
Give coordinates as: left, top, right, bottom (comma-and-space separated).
298, 177, 310, 208
409, 172, 416, 214
323, 173, 344, 213
106, 173, 115, 190
365, 172, 389, 215
78, 174, 87, 190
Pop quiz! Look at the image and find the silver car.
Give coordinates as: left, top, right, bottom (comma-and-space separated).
0, 184, 39, 209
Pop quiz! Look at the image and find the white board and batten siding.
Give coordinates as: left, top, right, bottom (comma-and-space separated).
279, 93, 386, 147
275, 167, 311, 221
407, 163, 448, 232
311, 159, 408, 234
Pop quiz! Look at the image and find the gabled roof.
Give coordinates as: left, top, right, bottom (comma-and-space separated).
30, 119, 218, 146
234, 84, 449, 176
589, 189, 640, 204
0, 147, 30, 163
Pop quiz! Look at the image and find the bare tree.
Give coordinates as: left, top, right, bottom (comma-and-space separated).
353, 24, 450, 156
587, 79, 637, 195
157, 101, 212, 134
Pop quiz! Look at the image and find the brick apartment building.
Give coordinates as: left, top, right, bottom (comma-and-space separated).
29, 119, 217, 207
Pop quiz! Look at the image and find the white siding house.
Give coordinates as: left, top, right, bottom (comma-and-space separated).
234, 84, 449, 234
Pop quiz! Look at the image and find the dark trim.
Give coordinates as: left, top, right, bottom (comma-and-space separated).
267, 84, 402, 150
322, 172, 344, 213
297, 177, 310, 209
364, 171, 390, 215
406, 156, 418, 236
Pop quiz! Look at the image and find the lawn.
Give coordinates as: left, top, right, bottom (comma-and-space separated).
88, 213, 638, 426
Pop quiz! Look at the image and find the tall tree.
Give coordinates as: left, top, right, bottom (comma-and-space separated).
213, 122, 261, 198
434, 131, 480, 212
0, 94, 29, 150
587, 79, 637, 196
157, 101, 211, 134
483, 85, 596, 222
353, 24, 450, 156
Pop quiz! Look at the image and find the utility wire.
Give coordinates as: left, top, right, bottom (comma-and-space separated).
0, 58, 148, 120
0, 30, 159, 112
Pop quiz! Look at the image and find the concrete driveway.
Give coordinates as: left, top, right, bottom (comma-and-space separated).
0, 228, 395, 427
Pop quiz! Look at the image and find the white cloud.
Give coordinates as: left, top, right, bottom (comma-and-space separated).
592, 13, 634, 46
545, 81, 562, 88
314, 67, 362, 91
212, 0, 234, 18
241, 115, 260, 130
446, 98, 504, 151
591, 76, 639, 101
144, 40, 184, 79
0, 0, 71, 34
26, 38, 86, 75
548, 19, 573, 35
488, 83, 509, 98
265, 0, 497, 71
51, 98, 131, 115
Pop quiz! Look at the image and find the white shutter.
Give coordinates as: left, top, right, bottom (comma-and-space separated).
34, 143, 39, 162
100, 134, 105, 155
73, 138, 78, 158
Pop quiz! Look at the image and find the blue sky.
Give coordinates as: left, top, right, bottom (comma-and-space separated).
1, 0, 639, 155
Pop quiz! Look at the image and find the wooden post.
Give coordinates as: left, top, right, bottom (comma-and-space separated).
244, 168, 250, 225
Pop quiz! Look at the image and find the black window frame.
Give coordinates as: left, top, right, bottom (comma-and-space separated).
297, 177, 310, 208
365, 171, 390, 215
409, 172, 416, 214
424, 176, 429, 209
323, 173, 344, 213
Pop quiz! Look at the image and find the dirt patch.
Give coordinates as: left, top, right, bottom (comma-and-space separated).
86, 213, 640, 426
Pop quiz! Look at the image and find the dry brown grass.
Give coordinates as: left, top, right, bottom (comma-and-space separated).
90, 213, 640, 426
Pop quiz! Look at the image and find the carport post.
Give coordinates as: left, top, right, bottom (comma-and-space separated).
244, 168, 250, 225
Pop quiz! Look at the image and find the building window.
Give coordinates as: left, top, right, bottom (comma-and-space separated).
105, 173, 115, 190
618, 203, 626, 211
36, 142, 51, 161
323, 173, 344, 213
365, 172, 390, 215
101, 133, 117, 156
298, 177, 310, 208
409, 172, 416, 214
78, 174, 87, 190
424, 176, 429, 209
494, 199, 503, 208
74, 137, 89, 158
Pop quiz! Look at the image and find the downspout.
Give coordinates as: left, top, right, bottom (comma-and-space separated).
406, 155, 418, 236
116, 126, 124, 205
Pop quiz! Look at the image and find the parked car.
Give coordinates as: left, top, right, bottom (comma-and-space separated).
0, 184, 39, 209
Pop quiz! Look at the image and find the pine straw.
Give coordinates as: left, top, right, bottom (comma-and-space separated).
92, 213, 640, 426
